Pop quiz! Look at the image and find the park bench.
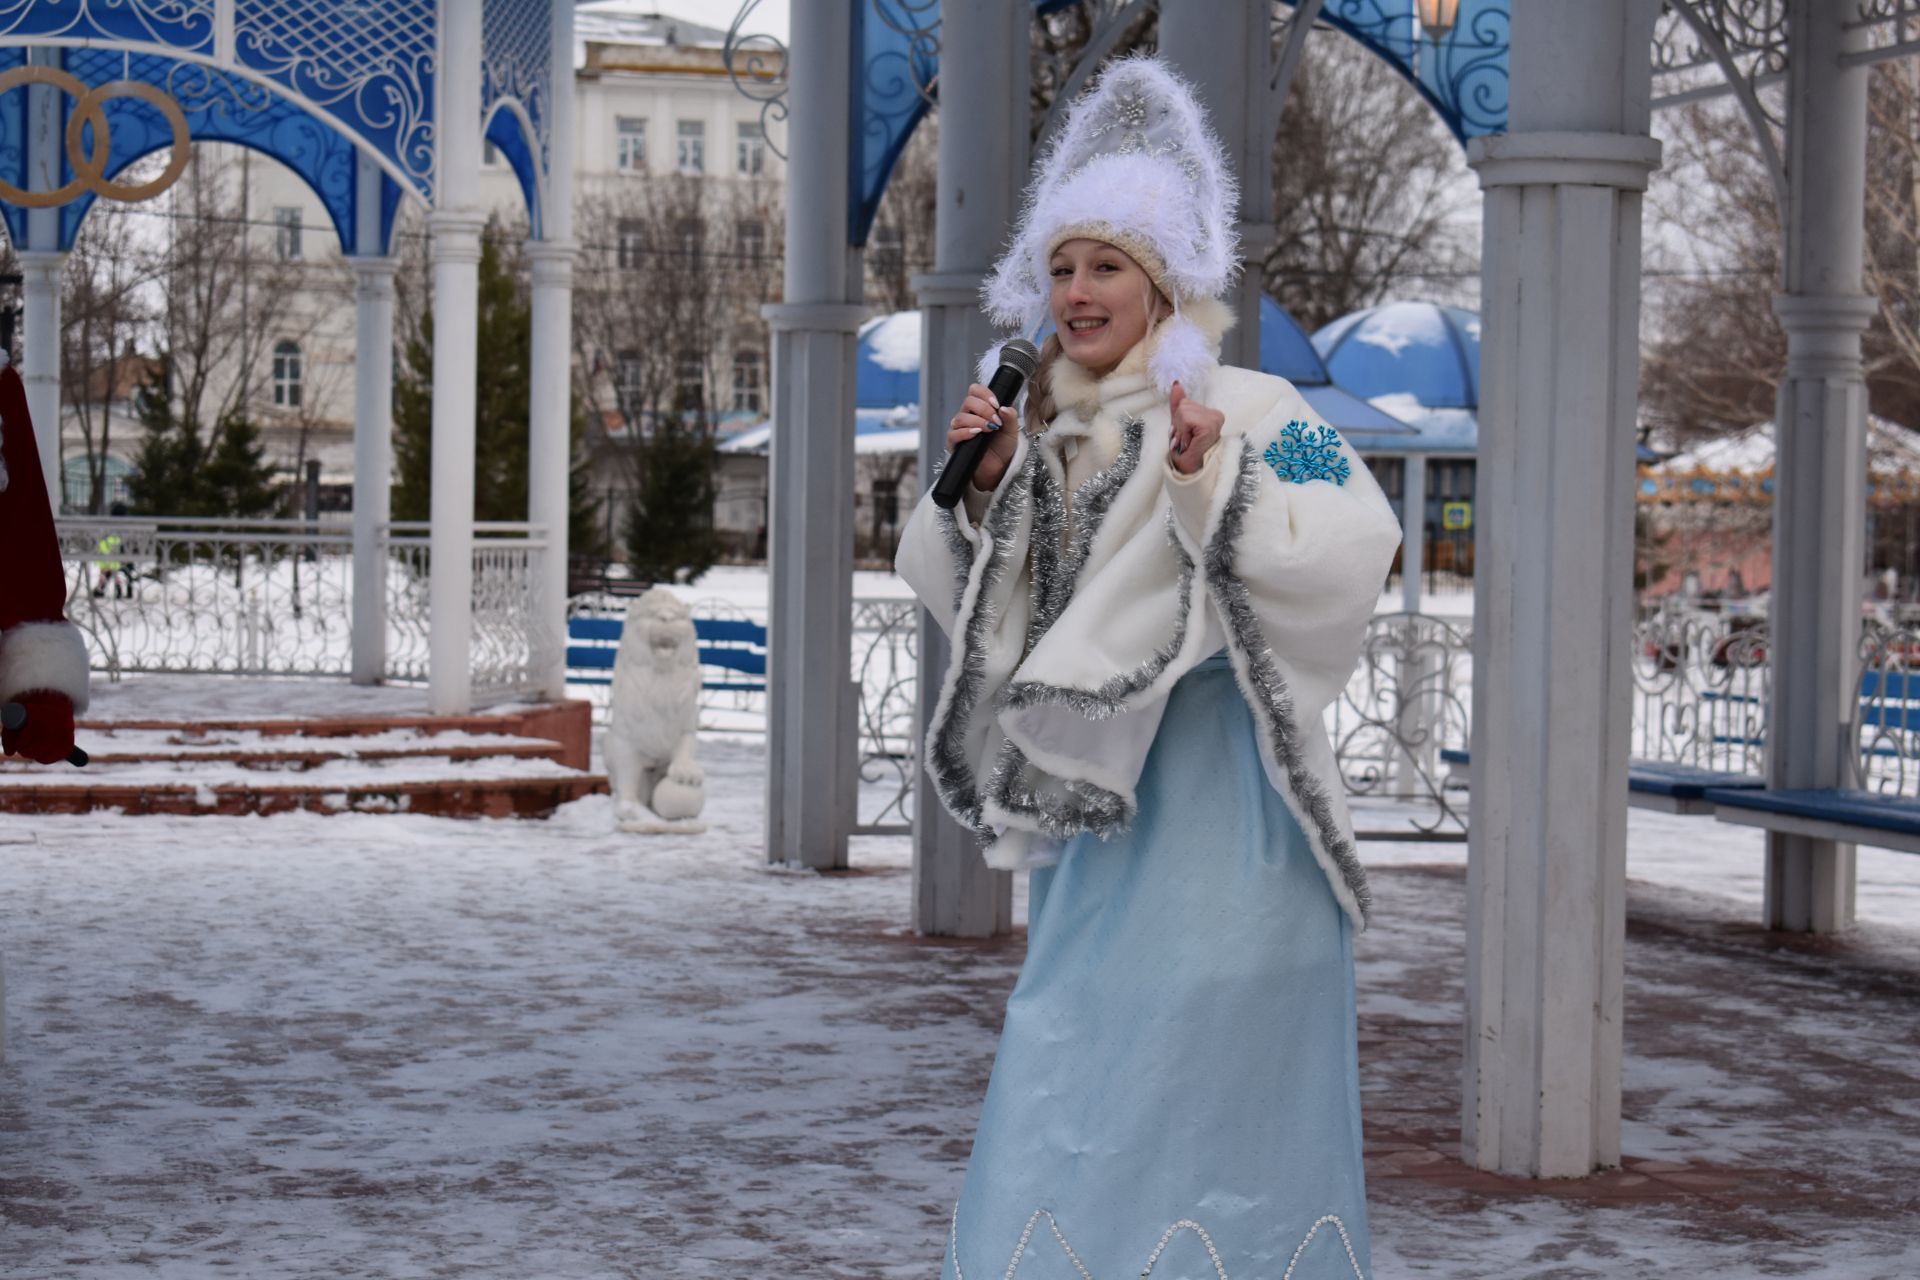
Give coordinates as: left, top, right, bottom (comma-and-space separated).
1704, 787, 1920, 854
566, 614, 769, 695
1438, 749, 1764, 815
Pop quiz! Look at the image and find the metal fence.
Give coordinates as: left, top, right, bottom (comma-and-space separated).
57, 516, 548, 702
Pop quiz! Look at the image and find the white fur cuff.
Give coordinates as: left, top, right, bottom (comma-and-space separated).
0, 621, 92, 710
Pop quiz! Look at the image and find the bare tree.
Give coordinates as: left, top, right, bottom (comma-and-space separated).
1263, 31, 1479, 332
61, 200, 160, 513
866, 122, 937, 314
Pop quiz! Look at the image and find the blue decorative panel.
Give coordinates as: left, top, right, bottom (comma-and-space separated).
0, 44, 23, 247
233, 0, 437, 200
1303, 0, 1508, 144
52, 47, 396, 255
849, 0, 937, 247
0, 0, 217, 56
482, 0, 550, 225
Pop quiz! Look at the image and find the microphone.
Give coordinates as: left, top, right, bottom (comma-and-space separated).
1, 700, 90, 767
932, 338, 1041, 510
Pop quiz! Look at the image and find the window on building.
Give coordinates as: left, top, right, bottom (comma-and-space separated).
676, 119, 705, 174
272, 340, 303, 408
731, 350, 763, 414
736, 122, 765, 176
614, 349, 644, 416
617, 117, 647, 172
617, 218, 644, 269
273, 207, 303, 261
675, 350, 704, 409
675, 218, 704, 259
735, 219, 765, 262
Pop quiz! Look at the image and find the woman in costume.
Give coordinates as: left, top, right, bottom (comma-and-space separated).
894, 56, 1401, 1279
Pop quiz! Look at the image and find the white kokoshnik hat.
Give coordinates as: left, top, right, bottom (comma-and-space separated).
982, 53, 1240, 397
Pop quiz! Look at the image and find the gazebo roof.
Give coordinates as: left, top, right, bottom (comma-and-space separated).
1312, 301, 1483, 455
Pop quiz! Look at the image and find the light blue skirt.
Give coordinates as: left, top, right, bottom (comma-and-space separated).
943, 652, 1371, 1280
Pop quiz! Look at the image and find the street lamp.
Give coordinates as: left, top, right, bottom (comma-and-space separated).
1417, 0, 1460, 41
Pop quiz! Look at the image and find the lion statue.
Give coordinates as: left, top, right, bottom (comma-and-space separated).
604, 588, 706, 832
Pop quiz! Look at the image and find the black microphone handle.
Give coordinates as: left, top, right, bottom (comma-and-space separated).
68, 746, 89, 768
931, 362, 1029, 510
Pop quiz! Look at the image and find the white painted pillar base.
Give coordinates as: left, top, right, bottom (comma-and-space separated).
426, 212, 485, 715
913, 271, 1013, 937
1464, 120, 1662, 1177
1764, 0, 1871, 934
526, 240, 577, 702
764, 302, 864, 869
17, 251, 64, 507
350, 257, 397, 686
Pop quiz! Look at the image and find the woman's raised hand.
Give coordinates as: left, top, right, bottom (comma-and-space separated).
947, 382, 1021, 492
1168, 381, 1225, 475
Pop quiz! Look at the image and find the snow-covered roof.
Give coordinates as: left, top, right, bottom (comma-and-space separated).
1653, 418, 1920, 476
574, 4, 733, 49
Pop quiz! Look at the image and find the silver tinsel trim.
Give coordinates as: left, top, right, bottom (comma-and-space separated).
983, 417, 1148, 840
925, 448, 1036, 837
1203, 440, 1373, 923
1002, 509, 1195, 720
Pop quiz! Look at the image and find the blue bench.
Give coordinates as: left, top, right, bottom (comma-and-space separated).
1704, 787, 1920, 854
1438, 749, 1764, 815
566, 614, 769, 694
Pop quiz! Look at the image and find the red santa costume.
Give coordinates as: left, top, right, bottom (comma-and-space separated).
0, 361, 89, 764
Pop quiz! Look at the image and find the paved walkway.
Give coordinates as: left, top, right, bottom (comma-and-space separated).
1, 742, 1916, 1278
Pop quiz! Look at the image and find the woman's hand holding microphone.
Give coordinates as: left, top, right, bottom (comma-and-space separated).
947, 383, 1021, 492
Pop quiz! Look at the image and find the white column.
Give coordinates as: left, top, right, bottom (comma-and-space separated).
17, 251, 63, 506
427, 0, 485, 714
910, 0, 1028, 936
1401, 453, 1427, 613
1462, 0, 1662, 1178
526, 241, 576, 701
350, 257, 397, 685
764, 0, 863, 869
1157, 0, 1273, 368
1765, 0, 1871, 933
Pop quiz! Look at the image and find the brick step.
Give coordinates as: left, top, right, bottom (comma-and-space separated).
0, 773, 608, 819
28, 727, 568, 771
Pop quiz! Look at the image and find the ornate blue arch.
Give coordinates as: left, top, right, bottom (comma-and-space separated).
481, 0, 551, 235
4, 47, 405, 255
844, 0, 1511, 246
0, 1, 440, 202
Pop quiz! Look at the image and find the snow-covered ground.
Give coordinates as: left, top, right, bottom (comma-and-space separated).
3, 735, 1918, 1278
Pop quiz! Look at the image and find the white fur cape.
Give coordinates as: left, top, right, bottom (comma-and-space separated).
896, 366, 1402, 927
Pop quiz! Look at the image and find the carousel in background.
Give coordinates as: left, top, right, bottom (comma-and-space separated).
1638, 417, 1920, 617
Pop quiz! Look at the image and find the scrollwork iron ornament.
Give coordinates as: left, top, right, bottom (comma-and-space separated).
868, 0, 941, 108
1315, 0, 1509, 144
0, 65, 191, 207
1630, 604, 1770, 777
725, 0, 789, 161
1326, 611, 1473, 837
1652, 1, 1788, 215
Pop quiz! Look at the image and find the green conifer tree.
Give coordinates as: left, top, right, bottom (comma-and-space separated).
125, 355, 278, 518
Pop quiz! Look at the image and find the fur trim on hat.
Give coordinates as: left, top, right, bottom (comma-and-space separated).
0, 620, 91, 710
984, 55, 1239, 332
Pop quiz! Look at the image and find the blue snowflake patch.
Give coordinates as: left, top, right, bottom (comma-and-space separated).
1264, 422, 1351, 486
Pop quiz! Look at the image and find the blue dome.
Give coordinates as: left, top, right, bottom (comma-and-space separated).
1258, 296, 1331, 385
856, 312, 924, 409
1312, 302, 1482, 412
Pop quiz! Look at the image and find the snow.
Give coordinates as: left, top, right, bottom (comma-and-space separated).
1366, 394, 1477, 446
861, 311, 923, 373
1351, 303, 1453, 358
3, 741, 1918, 1277
1655, 417, 1920, 476
79, 674, 536, 724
